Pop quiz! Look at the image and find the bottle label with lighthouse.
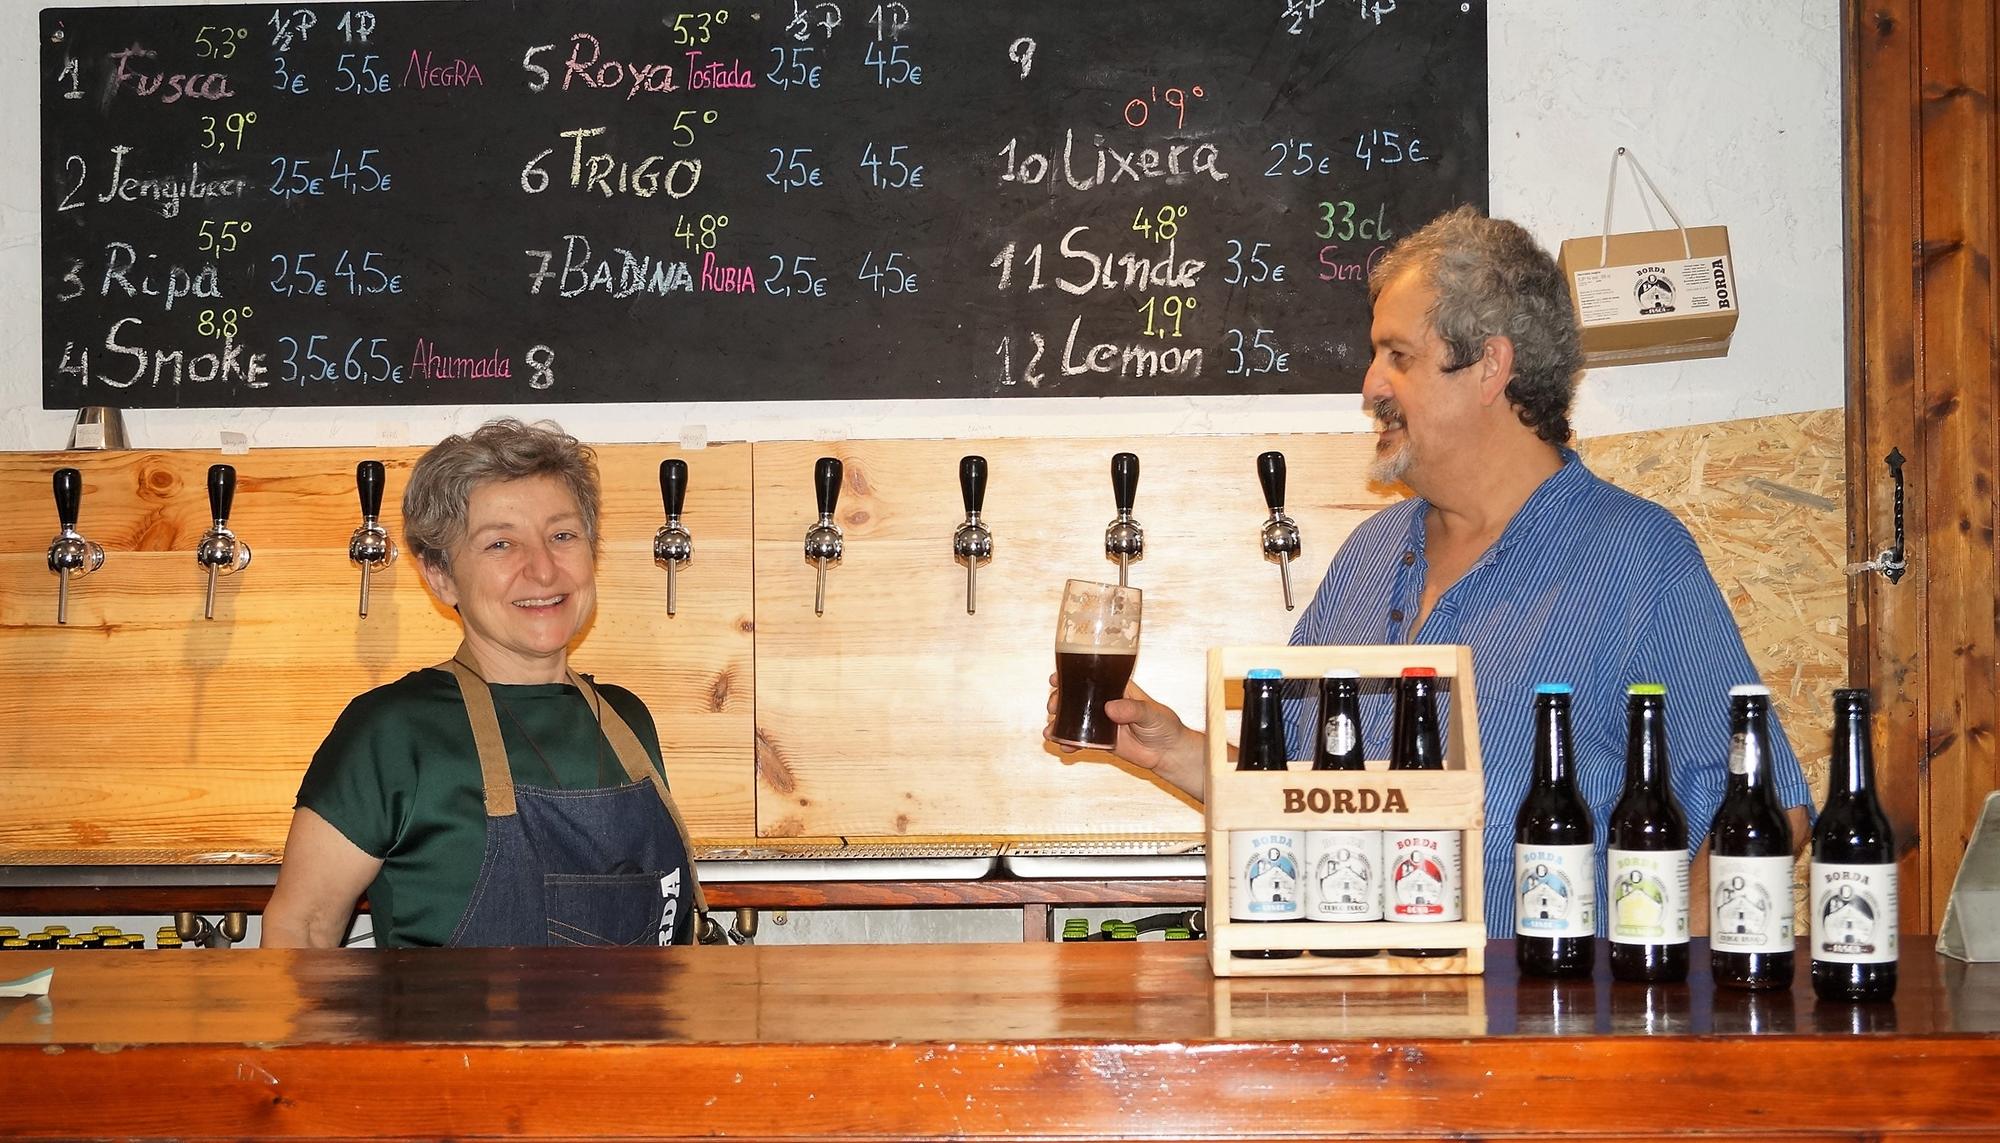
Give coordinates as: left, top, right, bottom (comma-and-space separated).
1385, 829, 1461, 922
1708, 855, 1795, 954
1809, 862, 1898, 964
1514, 843, 1596, 937
1607, 848, 1690, 946
1228, 830, 1304, 920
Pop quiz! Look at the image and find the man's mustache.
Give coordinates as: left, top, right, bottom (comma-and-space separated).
1372, 398, 1406, 431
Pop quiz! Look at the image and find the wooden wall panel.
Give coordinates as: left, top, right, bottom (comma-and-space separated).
1848, 0, 2000, 931
749, 436, 1397, 840
1847, 0, 1930, 934
0, 416, 1842, 865
0, 444, 757, 863
1916, 0, 2000, 933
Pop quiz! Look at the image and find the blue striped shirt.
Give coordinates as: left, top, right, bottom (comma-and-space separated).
1283, 450, 1812, 937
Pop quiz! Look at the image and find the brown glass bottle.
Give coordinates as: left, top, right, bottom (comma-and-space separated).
1707, 686, 1795, 990
1308, 669, 1378, 957
1810, 689, 1898, 1002
1230, 668, 1302, 959
1514, 683, 1596, 979
1386, 668, 1461, 958
1608, 684, 1690, 983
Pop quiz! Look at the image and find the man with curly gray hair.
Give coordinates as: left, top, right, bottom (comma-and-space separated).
1064, 207, 1810, 947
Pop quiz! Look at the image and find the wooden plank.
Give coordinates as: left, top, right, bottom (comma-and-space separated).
1917, 0, 2000, 931
749, 435, 1398, 839
0, 878, 1209, 915
0, 941, 1996, 1140
0, 444, 757, 862
1847, 0, 1933, 936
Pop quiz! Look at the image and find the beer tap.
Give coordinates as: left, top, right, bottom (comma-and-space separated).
803, 457, 844, 616
194, 463, 251, 620
348, 460, 396, 618
1257, 450, 1303, 611
951, 455, 992, 614
46, 467, 105, 626
653, 459, 692, 617
1104, 452, 1142, 587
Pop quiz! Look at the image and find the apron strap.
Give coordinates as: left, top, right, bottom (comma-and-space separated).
570, 670, 711, 916
442, 652, 518, 818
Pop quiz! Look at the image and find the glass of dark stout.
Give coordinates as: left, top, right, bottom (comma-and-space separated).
1050, 579, 1142, 750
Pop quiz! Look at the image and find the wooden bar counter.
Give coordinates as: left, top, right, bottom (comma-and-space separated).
2, 938, 1996, 1140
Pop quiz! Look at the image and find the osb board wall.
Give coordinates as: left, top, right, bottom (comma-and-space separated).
0, 445, 756, 863
1578, 407, 1848, 802
0, 412, 1843, 864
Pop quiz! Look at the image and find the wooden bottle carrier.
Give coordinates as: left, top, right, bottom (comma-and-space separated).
1204, 644, 1486, 976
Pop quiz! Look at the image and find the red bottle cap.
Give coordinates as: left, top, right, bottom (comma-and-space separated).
1401, 666, 1438, 677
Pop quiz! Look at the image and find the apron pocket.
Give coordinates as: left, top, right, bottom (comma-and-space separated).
544, 871, 668, 947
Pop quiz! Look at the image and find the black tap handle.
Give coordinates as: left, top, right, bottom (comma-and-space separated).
959, 455, 987, 515
53, 468, 82, 530
1257, 451, 1287, 512
660, 459, 688, 518
815, 457, 843, 516
208, 463, 236, 523
356, 460, 385, 519
1111, 452, 1139, 515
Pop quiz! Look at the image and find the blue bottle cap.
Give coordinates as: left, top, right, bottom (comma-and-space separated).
1533, 682, 1573, 695
1246, 668, 1283, 679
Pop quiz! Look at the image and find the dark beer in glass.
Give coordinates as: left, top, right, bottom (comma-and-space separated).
1050, 579, 1142, 750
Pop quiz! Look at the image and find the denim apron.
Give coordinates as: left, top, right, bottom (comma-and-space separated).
442, 653, 707, 947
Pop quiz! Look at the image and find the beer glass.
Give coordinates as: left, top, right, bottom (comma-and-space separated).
1050, 579, 1142, 750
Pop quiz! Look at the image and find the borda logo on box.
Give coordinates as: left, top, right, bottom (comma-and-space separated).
1281, 787, 1409, 813
1633, 265, 1676, 315
1711, 259, 1733, 309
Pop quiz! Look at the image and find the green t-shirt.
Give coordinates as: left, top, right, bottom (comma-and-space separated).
295, 668, 670, 948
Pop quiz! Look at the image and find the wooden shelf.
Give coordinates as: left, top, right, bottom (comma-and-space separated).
0, 875, 1206, 917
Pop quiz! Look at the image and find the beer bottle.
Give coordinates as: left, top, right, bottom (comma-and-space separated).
1608, 683, 1690, 983
1810, 688, 1898, 1002
1385, 667, 1462, 957
1308, 669, 1379, 957
1707, 685, 1795, 990
1229, 668, 1303, 959
1514, 683, 1596, 979
1313, 670, 1366, 771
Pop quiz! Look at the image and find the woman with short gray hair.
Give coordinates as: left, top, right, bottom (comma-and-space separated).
265, 419, 705, 948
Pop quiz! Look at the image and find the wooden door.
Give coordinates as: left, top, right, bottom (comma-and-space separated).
1846, 0, 2000, 932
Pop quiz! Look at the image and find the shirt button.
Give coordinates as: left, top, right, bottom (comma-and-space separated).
1389, 609, 1404, 622
1401, 551, 1415, 566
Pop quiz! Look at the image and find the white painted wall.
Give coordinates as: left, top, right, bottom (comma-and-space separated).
0, 1, 1842, 451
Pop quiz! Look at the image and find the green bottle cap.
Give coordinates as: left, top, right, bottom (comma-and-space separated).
1628, 683, 1666, 696
1163, 928, 1191, 941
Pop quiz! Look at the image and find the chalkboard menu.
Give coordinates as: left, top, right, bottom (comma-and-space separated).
42, 1, 1487, 409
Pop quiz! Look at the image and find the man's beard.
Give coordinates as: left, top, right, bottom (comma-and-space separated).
1368, 397, 1412, 484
